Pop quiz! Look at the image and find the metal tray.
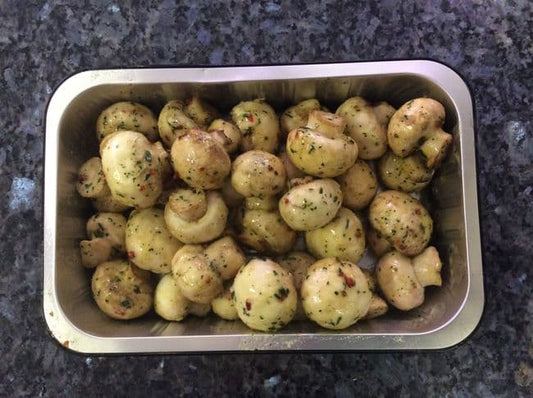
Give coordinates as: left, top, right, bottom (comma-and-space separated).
43, 60, 483, 353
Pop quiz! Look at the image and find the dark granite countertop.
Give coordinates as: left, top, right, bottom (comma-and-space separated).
1, 1, 531, 396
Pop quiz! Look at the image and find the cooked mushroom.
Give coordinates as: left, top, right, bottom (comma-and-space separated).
412, 246, 442, 287
232, 258, 297, 332
305, 207, 366, 264
164, 188, 228, 244
286, 110, 358, 177
184, 96, 219, 127
369, 190, 433, 256
76, 157, 110, 198
387, 98, 453, 168
154, 273, 191, 322
125, 207, 183, 274
96, 101, 159, 142
235, 196, 297, 254
279, 177, 343, 231
231, 98, 280, 153
100, 131, 169, 209
207, 119, 242, 154
91, 260, 154, 320
157, 99, 198, 148
280, 98, 321, 136
171, 245, 223, 304
336, 159, 378, 211
375, 251, 424, 311
231, 150, 287, 197
211, 286, 238, 321
171, 129, 231, 190
204, 236, 247, 280
301, 258, 371, 329
377, 150, 434, 192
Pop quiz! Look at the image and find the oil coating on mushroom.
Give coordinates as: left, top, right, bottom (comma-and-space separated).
305, 207, 366, 264
377, 150, 434, 192
76, 157, 110, 198
154, 273, 191, 322
286, 110, 358, 177
232, 258, 297, 332
91, 259, 154, 320
212, 286, 238, 321
204, 236, 247, 280
336, 97, 394, 160
375, 251, 425, 311
100, 131, 169, 209
164, 188, 228, 244
231, 150, 287, 198
80, 212, 127, 268
171, 245, 223, 304
235, 196, 297, 254
336, 159, 378, 211
279, 177, 343, 231
301, 258, 371, 330
171, 129, 231, 190
96, 101, 159, 142
125, 207, 183, 274
387, 97, 453, 168
207, 119, 242, 154
369, 190, 433, 256
157, 99, 199, 148
280, 98, 321, 136
231, 98, 280, 153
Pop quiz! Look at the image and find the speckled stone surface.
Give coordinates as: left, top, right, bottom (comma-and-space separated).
1, 0, 532, 396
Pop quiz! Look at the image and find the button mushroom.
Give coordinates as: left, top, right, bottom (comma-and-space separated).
232, 258, 297, 332
231, 98, 280, 153
211, 286, 238, 321
280, 98, 321, 136
100, 130, 169, 209
369, 190, 433, 256
279, 177, 343, 231
207, 119, 242, 154
171, 245, 224, 304
154, 273, 191, 322
157, 99, 198, 148
375, 251, 425, 311
231, 150, 287, 198
76, 157, 110, 198
301, 258, 371, 329
377, 150, 434, 192
286, 110, 358, 177
305, 207, 366, 264
164, 188, 228, 244
336, 97, 394, 160
96, 101, 159, 142
170, 129, 231, 190
235, 196, 297, 254
387, 98, 453, 168
125, 207, 183, 274
336, 159, 378, 211
91, 260, 154, 320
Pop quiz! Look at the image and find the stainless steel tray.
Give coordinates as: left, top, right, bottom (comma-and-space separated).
43, 60, 484, 353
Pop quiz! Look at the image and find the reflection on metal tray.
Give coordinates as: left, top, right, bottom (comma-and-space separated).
43, 60, 483, 353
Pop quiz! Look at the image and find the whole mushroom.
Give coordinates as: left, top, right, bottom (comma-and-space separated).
96, 101, 159, 142
387, 98, 453, 168
164, 188, 228, 244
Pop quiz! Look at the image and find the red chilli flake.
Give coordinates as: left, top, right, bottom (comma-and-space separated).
77, 174, 86, 183
344, 276, 355, 288
128, 251, 136, 259
355, 230, 362, 238
173, 172, 181, 180
415, 208, 421, 215
199, 166, 206, 171
284, 198, 290, 204
247, 114, 254, 122
267, 165, 274, 171
294, 131, 300, 139
245, 300, 252, 311
139, 184, 146, 192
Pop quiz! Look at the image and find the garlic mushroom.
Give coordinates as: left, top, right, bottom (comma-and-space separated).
387, 98, 452, 168
96, 101, 159, 142
164, 188, 228, 244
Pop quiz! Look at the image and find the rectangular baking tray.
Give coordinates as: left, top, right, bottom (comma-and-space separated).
43, 60, 483, 353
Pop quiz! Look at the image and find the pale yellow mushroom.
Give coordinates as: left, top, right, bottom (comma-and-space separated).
231, 99, 280, 153
336, 160, 378, 211
164, 188, 228, 244
301, 258, 371, 329
232, 258, 297, 332
280, 98, 321, 136
375, 251, 425, 311
369, 190, 433, 256
387, 98, 453, 168
207, 119, 242, 154
171, 129, 231, 190
211, 286, 238, 321
76, 157, 110, 198
204, 236, 247, 280
286, 110, 358, 177
412, 246, 443, 287
96, 101, 159, 142
157, 99, 198, 148
154, 273, 191, 322
91, 260, 154, 320
377, 151, 434, 192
